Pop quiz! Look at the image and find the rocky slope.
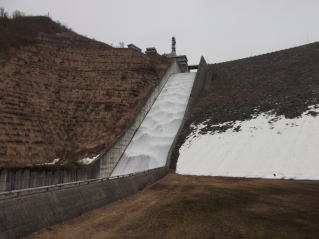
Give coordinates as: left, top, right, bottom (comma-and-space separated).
0, 16, 170, 167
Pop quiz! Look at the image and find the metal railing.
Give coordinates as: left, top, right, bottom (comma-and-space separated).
0, 166, 167, 200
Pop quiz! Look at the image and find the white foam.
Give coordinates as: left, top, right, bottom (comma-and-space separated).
112, 73, 196, 176
177, 105, 319, 180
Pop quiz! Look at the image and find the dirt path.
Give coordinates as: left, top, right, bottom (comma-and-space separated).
28, 174, 319, 239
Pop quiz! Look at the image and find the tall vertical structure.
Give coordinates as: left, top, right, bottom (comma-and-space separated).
172, 37, 176, 55
164, 36, 188, 71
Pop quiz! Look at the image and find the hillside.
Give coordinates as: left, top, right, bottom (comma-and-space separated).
0, 16, 73, 51
171, 42, 319, 177
0, 16, 170, 167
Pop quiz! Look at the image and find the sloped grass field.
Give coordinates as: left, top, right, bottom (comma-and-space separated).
29, 174, 319, 239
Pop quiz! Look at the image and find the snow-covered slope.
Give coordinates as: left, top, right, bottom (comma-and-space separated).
177, 105, 319, 180
112, 73, 196, 176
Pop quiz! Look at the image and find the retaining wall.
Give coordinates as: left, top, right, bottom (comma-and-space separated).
0, 167, 169, 239
0, 171, 6, 192
0, 165, 98, 192
167, 56, 208, 169
0, 61, 180, 192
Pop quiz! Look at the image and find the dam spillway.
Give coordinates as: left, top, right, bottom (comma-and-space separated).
112, 72, 196, 176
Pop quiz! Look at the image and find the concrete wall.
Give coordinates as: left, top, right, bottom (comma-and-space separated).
0, 61, 180, 192
0, 165, 98, 192
167, 57, 208, 169
0, 167, 169, 239
0, 171, 6, 192
189, 57, 208, 100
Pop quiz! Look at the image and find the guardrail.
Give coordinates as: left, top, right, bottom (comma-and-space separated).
0, 166, 167, 200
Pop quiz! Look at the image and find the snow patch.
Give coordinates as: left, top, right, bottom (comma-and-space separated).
36, 158, 60, 166
78, 154, 100, 165
46, 158, 60, 165
177, 105, 319, 180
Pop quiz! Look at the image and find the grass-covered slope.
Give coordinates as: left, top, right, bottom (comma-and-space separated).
0, 16, 75, 51
0, 16, 170, 167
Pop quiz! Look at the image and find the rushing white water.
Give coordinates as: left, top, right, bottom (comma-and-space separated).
177, 105, 319, 180
112, 73, 196, 176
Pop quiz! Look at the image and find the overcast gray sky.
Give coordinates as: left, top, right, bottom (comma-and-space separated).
2, 0, 319, 64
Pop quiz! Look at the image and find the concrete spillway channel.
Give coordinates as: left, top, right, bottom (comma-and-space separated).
112, 72, 196, 176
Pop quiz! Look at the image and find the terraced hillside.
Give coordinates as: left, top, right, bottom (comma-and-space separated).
171, 42, 319, 172
0, 16, 170, 167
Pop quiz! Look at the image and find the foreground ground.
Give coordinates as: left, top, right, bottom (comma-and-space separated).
28, 173, 319, 239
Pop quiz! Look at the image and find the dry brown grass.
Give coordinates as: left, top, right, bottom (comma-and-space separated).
28, 174, 319, 239
0, 17, 170, 166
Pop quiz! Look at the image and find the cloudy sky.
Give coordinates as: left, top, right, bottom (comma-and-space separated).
2, 0, 319, 64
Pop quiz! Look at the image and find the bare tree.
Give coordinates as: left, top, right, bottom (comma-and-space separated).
12, 10, 25, 18
0, 7, 8, 18
0, 7, 4, 17
119, 42, 125, 48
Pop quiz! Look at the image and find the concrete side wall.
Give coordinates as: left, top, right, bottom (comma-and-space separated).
189, 57, 208, 100
0, 165, 98, 192
0, 171, 7, 192
0, 167, 169, 239
167, 57, 208, 169
97, 60, 181, 177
